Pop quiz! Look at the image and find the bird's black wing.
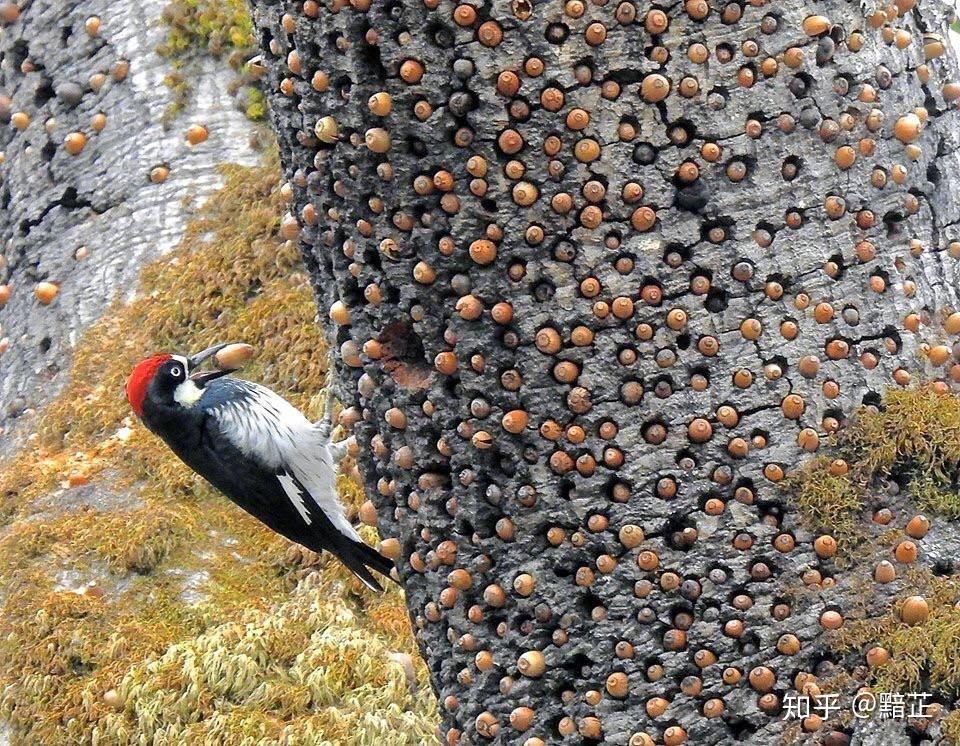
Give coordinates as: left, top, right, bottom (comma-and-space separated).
168, 410, 392, 591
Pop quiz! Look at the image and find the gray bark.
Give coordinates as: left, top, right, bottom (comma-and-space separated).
250, 0, 960, 743
0, 0, 258, 456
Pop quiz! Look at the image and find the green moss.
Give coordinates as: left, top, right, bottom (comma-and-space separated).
90, 591, 436, 745
909, 473, 960, 519
780, 371, 960, 713
157, 0, 265, 123
784, 386, 960, 556
161, 70, 192, 126
783, 458, 863, 547
0, 153, 438, 743
843, 387, 960, 478
945, 710, 960, 743
834, 574, 960, 698
157, 0, 255, 61
244, 86, 268, 121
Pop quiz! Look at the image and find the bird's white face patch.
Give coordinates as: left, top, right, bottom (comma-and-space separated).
171, 355, 204, 407
174, 380, 204, 407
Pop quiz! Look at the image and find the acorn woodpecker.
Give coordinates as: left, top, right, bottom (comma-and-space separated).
125, 343, 394, 591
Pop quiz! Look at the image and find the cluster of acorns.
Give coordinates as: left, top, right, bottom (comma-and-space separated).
252, 0, 960, 742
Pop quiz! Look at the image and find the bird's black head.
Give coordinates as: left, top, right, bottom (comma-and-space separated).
126, 344, 232, 419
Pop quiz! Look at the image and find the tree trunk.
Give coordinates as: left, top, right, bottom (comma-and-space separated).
249, 0, 960, 743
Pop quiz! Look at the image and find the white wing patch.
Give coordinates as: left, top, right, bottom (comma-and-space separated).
277, 472, 312, 525
210, 381, 359, 540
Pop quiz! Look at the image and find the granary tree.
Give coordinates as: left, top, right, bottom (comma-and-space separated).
249, 0, 960, 743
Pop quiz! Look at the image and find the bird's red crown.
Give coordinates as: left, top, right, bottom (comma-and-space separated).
126, 354, 172, 417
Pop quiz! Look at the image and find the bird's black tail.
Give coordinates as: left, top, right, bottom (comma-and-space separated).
330, 532, 396, 593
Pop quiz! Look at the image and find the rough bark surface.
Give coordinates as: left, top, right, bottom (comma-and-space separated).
0, 0, 258, 457
250, 0, 960, 743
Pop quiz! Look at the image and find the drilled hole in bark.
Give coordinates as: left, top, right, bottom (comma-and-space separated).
377, 322, 432, 391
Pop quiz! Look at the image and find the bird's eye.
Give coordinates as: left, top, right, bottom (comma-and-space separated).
170, 366, 182, 378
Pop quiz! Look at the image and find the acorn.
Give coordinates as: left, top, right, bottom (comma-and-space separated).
385, 407, 407, 429
517, 650, 545, 677
213, 343, 254, 371
103, 689, 122, 709
0, 2, 19, 23
111, 59, 129, 82
379, 537, 401, 561
820, 610, 843, 629
329, 300, 351, 325
606, 671, 629, 698
749, 666, 775, 692
663, 726, 687, 745
35, 282, 58, 305
893, 113, 922, 144
399, 59, 425, 84
315, 116, 339, 143
894, 540, 918, 563
640, 74, 670, 102
924, 34, 945, 60
814, 535, 837, 558
510, 707, 534, 731
874, 561, 896, 583
186, 124, 209, 145
619, 524, 644, 548
866, 646, 890, 667
368, 92, 392, 116
502, 410, 528, 434
365, 127, 391, 153
11, 111, 30, 130
64, 132, 87, 155
802, 15, 830, 35
358, 501, 378, 527
149, 165, 169, 184
906, 514, 930, 538
900, 596, 929, 625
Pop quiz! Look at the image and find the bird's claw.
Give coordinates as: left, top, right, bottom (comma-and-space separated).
328, 435, 355, 463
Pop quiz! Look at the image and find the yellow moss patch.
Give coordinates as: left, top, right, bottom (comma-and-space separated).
785, 385, 960, 549
945, 710, 960, 743
834, 574, 960, 698
784, 458, 863, 546
157, 0, 263, 124
843, 387, 960, 478
0, 154, 437, 743
158, 0, 255, 61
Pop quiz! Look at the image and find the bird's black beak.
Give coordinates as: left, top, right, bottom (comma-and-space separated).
187, 343, 229, 368
187, 343, 232, 387
190, 368, 231, 386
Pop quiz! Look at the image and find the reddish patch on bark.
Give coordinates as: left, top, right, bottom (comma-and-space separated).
378, 322, 432, 390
